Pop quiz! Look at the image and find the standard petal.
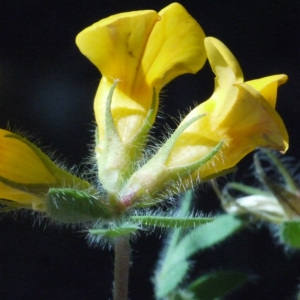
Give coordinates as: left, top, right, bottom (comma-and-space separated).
141, 2, 206, 90
246, 74, 288, 108
76, 10, 158, 94
231, 83, 289, 153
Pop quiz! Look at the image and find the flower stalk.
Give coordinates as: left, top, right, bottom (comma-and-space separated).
113, 236, 131, 300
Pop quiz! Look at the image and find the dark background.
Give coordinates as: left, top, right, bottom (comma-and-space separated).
0, 0, 299, 299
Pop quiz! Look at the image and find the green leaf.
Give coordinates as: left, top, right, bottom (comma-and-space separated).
89, 222, 140, 238
154, 214, 243, 299
174, 214, 243, 261
280, 220, 300, 248
154, 191, 194, 299
130, 215, 213, 229
187, 270, 249, 300
46, 188, 112, 223
153, 192, 245, 300
167, 290, 195, 300
155, 260, 190, 299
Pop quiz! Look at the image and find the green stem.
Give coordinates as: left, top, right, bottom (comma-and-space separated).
113, 236, 131, 300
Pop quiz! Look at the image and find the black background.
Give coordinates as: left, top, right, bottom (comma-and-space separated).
0, 0, 299, 299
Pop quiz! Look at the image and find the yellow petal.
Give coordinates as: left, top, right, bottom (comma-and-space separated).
231, 83, 289, 152
94, 77, 153, 144
246, 74, 288, 108
76, 10, 158, 96
0, 130, 92, 210
204, 37, 244, 85
0, 182, 45, 211
141, 3, 206, 90
0, 130, 55, 184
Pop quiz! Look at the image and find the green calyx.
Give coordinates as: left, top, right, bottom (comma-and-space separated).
119, 115, 224, 206
96, 81, 158, 195
46, 188, 113, 223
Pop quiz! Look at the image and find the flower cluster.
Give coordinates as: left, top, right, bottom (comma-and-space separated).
0, 3, 288, 223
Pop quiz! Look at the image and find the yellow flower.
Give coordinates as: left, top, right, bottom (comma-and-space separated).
76, 3, 206, 193
0, 130, 91, 211
121, 37, 288, 205
167, 37, 289, 179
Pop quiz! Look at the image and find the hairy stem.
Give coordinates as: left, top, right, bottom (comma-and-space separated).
113, 236, 131, 300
